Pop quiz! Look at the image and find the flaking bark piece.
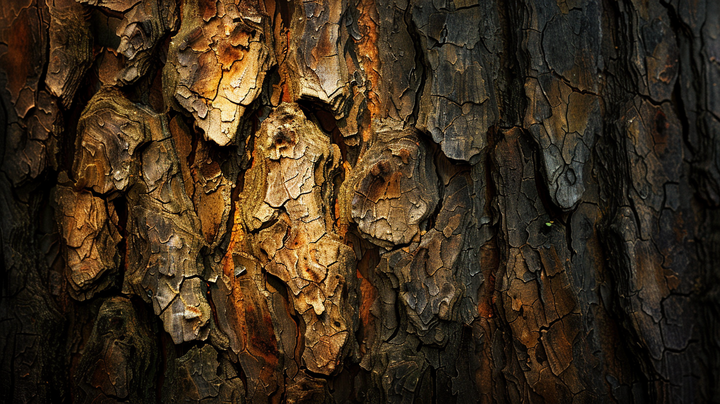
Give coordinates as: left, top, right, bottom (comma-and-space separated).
521, 0, 602, 210
412, 2, 500, 163
0, 4, 62, 187
115, 0, 178, 84
213, 251, 282, 403
284, 370, 331, 404
163, 0, 275, 146
241, 103, 358, 375
125, 127, 212, 344
343, 128, 477, 343
2, 91, 62, 186
372, 340, 430, 403
74, 87, 149, 194
286, 0, 351, 116
73, 87, 212, 343
55, 185, 122, 300
0, 0, 47, 120
78, 0, 178, 85
342, 128, 439, 249
46, 0, 93, 108
376, 170, 472, 345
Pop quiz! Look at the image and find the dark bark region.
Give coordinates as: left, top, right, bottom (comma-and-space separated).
0, 0, 718, 403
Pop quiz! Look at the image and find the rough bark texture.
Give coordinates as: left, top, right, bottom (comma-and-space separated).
0, 0, 718, 403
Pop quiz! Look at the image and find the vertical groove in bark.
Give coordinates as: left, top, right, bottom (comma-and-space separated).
1, 0, 718, 403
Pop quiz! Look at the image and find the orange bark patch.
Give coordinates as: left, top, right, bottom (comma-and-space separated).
4, 9, 32, 102
477, 240, 499, 319
357, 268, 377, 328
356, 0, 381, 142
222, 201, 246, 277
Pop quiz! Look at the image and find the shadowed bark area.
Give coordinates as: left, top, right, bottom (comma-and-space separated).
0, 0, 718, 403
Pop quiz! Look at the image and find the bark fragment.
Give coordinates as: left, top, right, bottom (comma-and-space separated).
1, 90, 61, 187
163, 0, 275, 146
0, 3, 61, 187
412, 0, 501, 163
521, 0, 602, 210
375, 0, 422, 125
73, 87, 212, 343
79, 0, 179, 85
286, 0, 351, 115
55, 186, 122, 300
240, 103, 358, 375
0, 0, 47, 120
343, 128, 439, 249
46, 0, 93, 107
212, 247, 283, 403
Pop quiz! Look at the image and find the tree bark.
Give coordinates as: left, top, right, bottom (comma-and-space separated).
0, 0, 718, 403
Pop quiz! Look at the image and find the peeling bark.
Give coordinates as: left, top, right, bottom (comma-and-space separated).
163, 0, 275, 146
286, 0, 351, 115
72, 87, 213, 343
240, 103, 358, 376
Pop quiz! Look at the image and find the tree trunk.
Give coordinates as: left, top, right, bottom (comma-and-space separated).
0, 0, 718, 403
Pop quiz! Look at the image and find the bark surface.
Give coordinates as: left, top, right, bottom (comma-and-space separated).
0, 0, 718, 403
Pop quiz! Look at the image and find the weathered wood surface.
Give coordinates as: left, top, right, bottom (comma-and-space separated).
1, 0, 718, 403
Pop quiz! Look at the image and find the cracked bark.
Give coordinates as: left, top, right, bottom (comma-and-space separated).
1, 0, 718, 403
